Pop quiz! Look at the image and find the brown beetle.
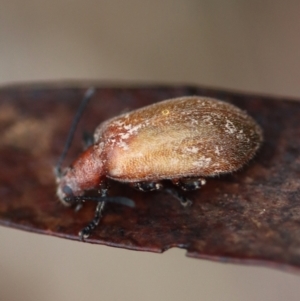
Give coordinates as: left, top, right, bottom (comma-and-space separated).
55, 89, 263, 239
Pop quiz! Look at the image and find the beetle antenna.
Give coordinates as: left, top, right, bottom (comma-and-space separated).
55, 87, 96, 178
64, 195, 135, 208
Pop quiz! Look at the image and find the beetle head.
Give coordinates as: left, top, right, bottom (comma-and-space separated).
55, 145, 106, 206
55, 167, 82, 206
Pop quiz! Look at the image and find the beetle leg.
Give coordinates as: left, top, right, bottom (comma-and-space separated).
130, 181, 163, 192
79, 181, 108, 240
164, 188, 192, 207
131, 181, 192, 207
172, 177, 206, 191
167, 177, 206, 207
79, 200, 106, 240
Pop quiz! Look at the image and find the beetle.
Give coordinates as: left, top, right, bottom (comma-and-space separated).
55, 88, 263, 239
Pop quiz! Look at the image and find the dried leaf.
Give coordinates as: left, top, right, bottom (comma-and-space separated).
0, 83, 299, 271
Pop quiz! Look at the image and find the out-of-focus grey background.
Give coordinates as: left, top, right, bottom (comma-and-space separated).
1, 1, 300, 300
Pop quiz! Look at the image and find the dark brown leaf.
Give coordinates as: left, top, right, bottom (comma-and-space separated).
0, 83, 300, 271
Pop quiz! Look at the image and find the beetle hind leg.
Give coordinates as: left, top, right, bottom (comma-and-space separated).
130, 181, 163, 192
164, 188, 192, 207
172, 177, 206, 191
131, 181, 193, 207
167, 177, 206, 207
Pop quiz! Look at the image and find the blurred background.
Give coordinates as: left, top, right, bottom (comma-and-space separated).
1, 1, 300, 300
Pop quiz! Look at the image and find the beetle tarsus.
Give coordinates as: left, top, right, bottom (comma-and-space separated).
79, 200, 106, 240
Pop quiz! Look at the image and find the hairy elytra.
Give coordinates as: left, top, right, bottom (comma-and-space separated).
56, 93, 263, 238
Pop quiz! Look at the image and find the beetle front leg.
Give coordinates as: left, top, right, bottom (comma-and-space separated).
79, 200, 106, 240
79, 181, 109, 240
